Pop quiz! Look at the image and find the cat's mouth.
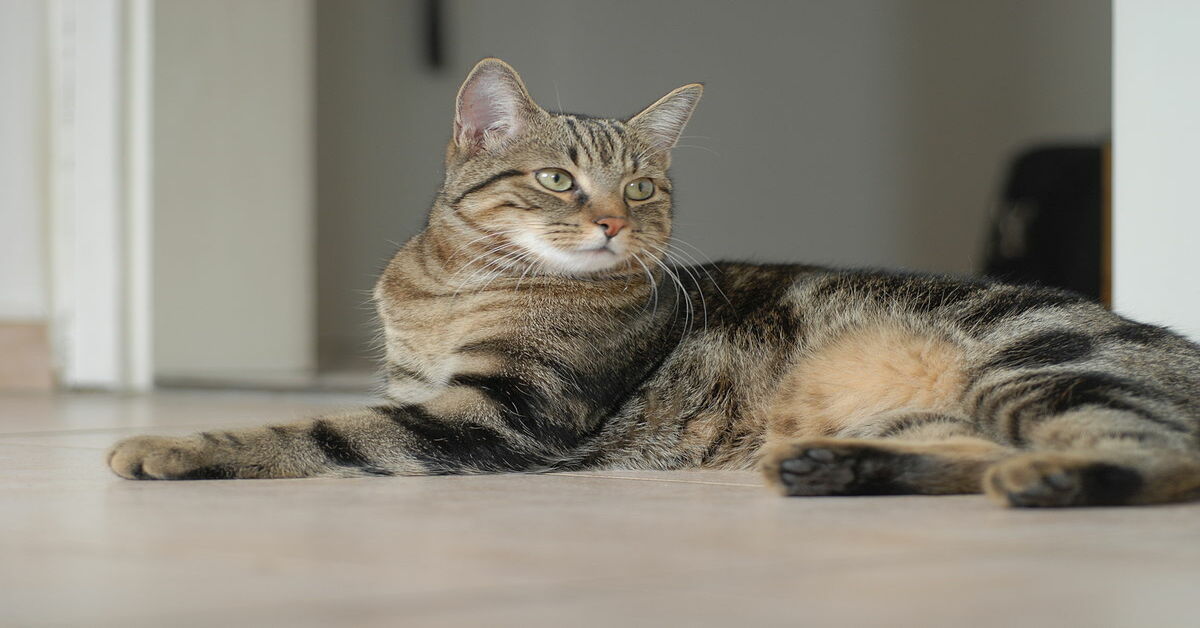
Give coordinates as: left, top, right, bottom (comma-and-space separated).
510, 232, 628, 275
551, 244, 625, 274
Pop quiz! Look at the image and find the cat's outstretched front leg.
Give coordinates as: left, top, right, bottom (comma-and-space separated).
109, 408, 409, 479
107, 402, 560, 480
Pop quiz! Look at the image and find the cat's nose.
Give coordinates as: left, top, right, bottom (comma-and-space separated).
594, 217, 629, 238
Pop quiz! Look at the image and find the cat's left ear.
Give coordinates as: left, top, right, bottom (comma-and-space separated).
628, 83, 703, 152
453, 58, 542, 156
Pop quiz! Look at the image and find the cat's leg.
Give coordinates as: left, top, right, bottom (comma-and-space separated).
108, 330, 662, 480
969, 369, 1200, 507
758, 321, 1014, 496
107, 401, 559, 480
109, 407, 412, 479
760, 412, 1013, 496
982, 409, 1200, 507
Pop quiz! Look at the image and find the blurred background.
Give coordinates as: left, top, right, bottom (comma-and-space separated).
315, 0, 1112, 373
1, 0, 1195, 394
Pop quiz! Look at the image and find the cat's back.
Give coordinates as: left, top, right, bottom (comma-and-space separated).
697, 261, 1116, 340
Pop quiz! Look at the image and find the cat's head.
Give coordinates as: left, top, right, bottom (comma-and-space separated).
431, 58, 701, 279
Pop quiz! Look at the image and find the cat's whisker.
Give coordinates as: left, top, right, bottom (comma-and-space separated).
446, 229, 523, 264
673, 144, 720, 158
473, 252, 534, 295
449, 231, 518, 260
664, 236, 716, 263
452, 247, 527, 298
530, 257, 548, 285
514, 250, 542, 292
644, 241, 707, 332
660, 245, 714, 285
665, 238, 731, 306
450, 245, 514, 288
631, 253, 659, 317
476, 250, 534, 294
450, 240, 514, 276
647, 252, 694, 332
666, 251, 710, 330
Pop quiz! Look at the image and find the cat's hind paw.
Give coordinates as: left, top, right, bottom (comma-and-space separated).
761, 439, 911, 497
983, 454, 1143, 507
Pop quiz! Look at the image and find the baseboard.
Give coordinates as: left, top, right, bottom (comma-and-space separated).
0, 322, 55, 391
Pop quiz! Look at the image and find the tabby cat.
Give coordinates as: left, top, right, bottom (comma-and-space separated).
109, 59, 1200, 508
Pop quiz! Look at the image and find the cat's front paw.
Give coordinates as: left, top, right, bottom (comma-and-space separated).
107, 435, 233, 480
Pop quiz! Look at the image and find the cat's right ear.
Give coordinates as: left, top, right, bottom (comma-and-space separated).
453, 58, 540, 157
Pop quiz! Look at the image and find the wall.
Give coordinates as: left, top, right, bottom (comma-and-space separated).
316, 0, 1112, 364
153, 0, 316, 381
1112, 1, 1200, 340
0, 0, 53, 391
0, 0, 48, 321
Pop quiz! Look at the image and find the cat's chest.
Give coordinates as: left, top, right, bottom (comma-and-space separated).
379, 292, 528, 400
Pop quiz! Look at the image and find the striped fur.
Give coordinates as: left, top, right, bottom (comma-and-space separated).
109, 59, 1200, 508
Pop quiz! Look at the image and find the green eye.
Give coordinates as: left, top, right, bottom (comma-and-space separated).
535, 168, 573, 192
625, 178, 655, 201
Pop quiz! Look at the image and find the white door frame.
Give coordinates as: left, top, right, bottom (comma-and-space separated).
1112, 0, 1200, 341
47, 0, 153, 390
46, 0, 317, 391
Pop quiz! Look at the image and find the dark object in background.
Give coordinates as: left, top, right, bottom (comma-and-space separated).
983, 145, 1105, 301
423, 0, 444, 70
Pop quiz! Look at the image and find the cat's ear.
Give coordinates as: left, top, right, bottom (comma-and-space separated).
453, 58, 541, 156
627, 83, 703, 152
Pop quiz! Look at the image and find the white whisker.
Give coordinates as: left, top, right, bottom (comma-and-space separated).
644, 241, 705, 332
648, 253, 693, 333
631, 253, 659, 317
665, 238, 731, 306
672, 143, 720, 158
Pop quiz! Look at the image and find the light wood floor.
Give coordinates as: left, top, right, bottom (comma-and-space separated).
3, 391, 1199, 627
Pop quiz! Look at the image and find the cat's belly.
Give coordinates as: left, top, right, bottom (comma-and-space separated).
764, 322, 968, 440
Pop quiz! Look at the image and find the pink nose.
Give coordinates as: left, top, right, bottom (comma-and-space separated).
594, 217, 629, 238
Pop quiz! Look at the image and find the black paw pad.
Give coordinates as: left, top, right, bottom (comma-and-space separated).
775, 446, 909, 497
1078, 463, 1143, 506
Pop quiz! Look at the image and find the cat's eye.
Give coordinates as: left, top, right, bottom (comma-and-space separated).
535, 168, 574, 192
625, 178, 655, 201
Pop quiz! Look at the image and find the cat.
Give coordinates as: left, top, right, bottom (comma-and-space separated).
109, 58, 1200, 508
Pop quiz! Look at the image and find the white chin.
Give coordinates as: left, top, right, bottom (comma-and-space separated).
560, 249, 624, 274
513, 234, 624, 275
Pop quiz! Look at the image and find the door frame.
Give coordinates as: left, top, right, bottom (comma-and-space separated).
46, 0, 153, 391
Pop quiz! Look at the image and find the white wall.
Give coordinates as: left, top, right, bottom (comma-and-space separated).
153, 0, 315, 381
0, 0, 48, 321
47, 0, 137, 388
317, 0, 1112, 364
1113, 1, 1200, 340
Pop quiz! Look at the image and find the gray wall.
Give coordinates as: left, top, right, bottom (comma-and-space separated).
317, 0, 1111, 367
154, 0, 315, 381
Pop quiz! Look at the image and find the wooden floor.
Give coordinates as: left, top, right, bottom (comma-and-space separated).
3, 391, 1199, 627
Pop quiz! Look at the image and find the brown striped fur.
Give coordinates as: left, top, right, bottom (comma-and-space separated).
109, 59, 1200, 508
